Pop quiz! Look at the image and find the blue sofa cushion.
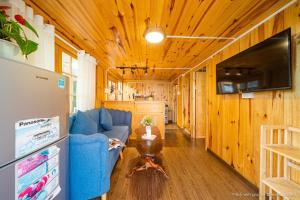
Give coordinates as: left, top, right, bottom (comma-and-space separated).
85, 108, 104, 132
102, 126, 129, 143
100, 108, 113, 131
71, 111, 98, 135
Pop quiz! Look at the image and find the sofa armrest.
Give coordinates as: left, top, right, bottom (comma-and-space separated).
69, 133, 110, 200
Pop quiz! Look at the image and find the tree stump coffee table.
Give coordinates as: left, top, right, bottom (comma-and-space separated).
127, 126, 168, 178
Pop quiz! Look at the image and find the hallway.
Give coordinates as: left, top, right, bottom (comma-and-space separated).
108, 125, 258, 200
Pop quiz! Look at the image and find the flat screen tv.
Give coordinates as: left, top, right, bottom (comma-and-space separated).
216, 28, 292, 94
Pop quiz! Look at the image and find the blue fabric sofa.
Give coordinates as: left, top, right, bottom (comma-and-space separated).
69, 108, 132, 200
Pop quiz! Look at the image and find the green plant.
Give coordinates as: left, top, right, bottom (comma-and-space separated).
141, 116, 153, 126
0, 6, 38, 57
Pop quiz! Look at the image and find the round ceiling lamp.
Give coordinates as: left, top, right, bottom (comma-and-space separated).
144, 26, 165, 43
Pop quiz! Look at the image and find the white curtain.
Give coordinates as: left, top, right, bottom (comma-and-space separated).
77, 50, 96, 111
1, 0, 55, 71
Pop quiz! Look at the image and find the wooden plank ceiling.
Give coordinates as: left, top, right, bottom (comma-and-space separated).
26, 0, 291, 80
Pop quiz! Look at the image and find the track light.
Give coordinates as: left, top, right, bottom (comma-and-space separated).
225, 69, 230, 76
236, 70, 242, 76
117, 66, 150, 75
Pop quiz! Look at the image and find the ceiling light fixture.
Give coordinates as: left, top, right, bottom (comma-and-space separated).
225, 69, 230, 76
144, 26, 165, 44
117, 66, 150, 75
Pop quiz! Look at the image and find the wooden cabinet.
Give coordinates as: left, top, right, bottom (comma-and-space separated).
103, 101, 165, 139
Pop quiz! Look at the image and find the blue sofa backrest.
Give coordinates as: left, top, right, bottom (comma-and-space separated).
69, 108, 132, 134
106, 109, 132, 134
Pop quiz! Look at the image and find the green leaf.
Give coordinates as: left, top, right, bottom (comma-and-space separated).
9, 21, 21, 35
13, 34, 38, 57
12, 33, 25, 50
23, 40, 38, 56
0, 12, 6, 26
25, 21, 38, 37
0, 14, 38, 57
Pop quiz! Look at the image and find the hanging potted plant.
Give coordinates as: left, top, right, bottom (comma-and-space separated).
0, 6, 38, 59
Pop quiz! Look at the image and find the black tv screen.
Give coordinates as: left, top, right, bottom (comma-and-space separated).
216, 28, 292, 94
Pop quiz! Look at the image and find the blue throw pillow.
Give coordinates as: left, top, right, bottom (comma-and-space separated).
100, 108, 113, 131
71, 111, 98, 135
85, 109, 100, 130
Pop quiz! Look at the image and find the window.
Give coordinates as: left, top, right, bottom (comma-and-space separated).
108, 80, 116, 100
62, 52, 78, 113
117, 81, 123, 100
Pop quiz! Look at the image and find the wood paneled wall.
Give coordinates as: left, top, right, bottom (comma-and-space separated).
176, 71, 207, 138
122, 80, 176, 121
95, 66, 105, 108
176, 78, 183, 128
169, 83, 177, 123
195, 71, 207, 138
176, 76, 189, 129
123, 81, 170, 102
189, 72, 196, 137
182, 74, 191, 131
122, 80, 179, 122
201, 3, 300, 187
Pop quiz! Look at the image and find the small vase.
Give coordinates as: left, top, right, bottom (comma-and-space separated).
0, 39, 19, 60
146, 126, 152, 137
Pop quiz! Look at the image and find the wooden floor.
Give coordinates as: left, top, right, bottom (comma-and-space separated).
108, 125, 258, 200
